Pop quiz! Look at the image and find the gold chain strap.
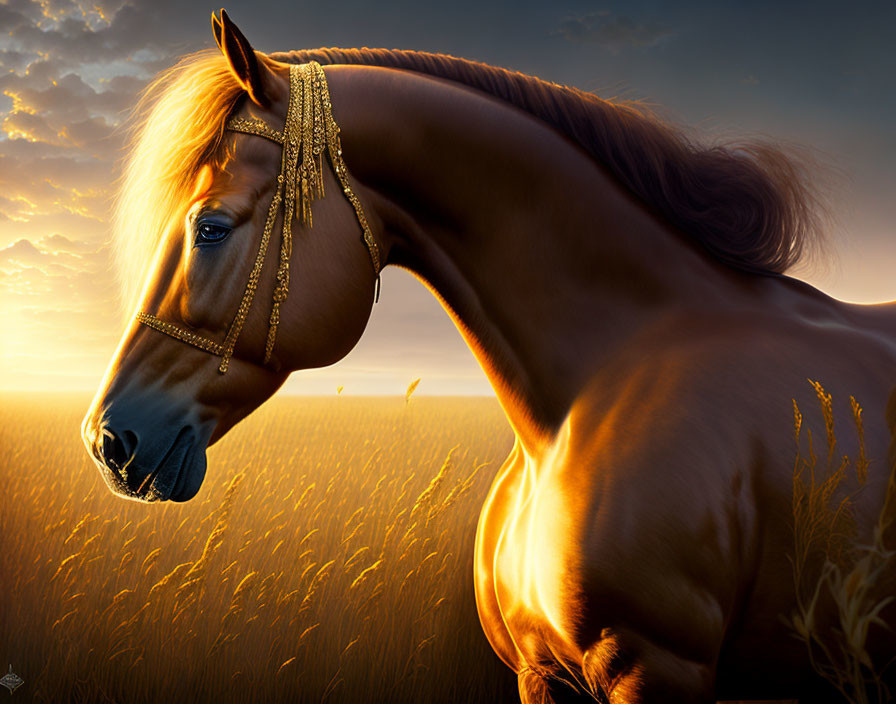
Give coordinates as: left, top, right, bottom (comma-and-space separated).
264, 64, 303, 364
136, 61, 381, 374
225, 117, 284, 145
316, 65, 381, 274
136, 312, 225, 355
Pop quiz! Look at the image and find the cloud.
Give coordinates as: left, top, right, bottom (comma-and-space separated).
0, 50, 34, 72
3, 110, 61, 143
0, 235, 119, 368
0, 235, 110, 279
43, 233, 97, 253
0, 0, 194, 250
555, 11, 675, 53
3, 0, 178, 66
0, 71, 138, 125
0, 2, 191, 222
0, 238, 43, 267
0, 148, 114, 224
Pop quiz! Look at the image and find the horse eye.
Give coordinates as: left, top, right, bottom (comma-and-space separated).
195, 220, 232, 244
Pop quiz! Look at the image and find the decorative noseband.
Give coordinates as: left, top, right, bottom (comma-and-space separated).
137, 61, 381, 374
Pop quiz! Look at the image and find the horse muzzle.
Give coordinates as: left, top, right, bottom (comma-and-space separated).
82, 398, 210, 502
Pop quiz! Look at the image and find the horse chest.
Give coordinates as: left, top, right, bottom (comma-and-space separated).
473, 421, 747, 681
474, 434, 589, 670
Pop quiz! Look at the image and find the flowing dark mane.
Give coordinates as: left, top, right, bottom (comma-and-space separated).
273, 47, 826, 275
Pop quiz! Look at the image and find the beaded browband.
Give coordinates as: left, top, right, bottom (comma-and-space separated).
137, 61, 381, 374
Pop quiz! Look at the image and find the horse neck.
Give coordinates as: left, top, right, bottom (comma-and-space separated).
327, 65, 751, 455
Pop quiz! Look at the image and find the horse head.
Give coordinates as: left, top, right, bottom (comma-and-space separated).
82, 11, 382, 502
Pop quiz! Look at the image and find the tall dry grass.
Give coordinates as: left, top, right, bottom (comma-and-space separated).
0, 394, 518, 703
788, 381, 896, 704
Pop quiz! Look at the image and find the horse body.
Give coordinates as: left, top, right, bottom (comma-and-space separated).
82, 15, 896, 702
322, 64, 896, 697
476, 304, 896, 701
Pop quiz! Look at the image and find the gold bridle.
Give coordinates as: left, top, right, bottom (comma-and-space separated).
136, 61, 381, 374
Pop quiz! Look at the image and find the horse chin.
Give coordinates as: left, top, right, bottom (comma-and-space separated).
168, 449, 207, 502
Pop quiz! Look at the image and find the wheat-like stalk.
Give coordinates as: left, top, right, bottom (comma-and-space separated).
405, 378, 421, 404
788, 382, 893, 704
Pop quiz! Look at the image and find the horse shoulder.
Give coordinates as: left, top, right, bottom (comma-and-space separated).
546, 343, 767, 698
573, 360, 756, 595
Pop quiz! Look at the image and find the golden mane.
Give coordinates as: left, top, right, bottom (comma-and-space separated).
115, 50, 243, 310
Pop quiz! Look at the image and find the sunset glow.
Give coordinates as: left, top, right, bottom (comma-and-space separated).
5, 5, 896, 703
2, 1, 894, 394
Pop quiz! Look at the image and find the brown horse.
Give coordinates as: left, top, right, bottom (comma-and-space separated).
82, 11, 896, 703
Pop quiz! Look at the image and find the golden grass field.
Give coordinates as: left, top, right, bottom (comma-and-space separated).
0, 393, 520, 703
2, 389, 892, 704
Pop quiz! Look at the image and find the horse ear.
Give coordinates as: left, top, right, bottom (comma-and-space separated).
211, 12, 224, 51
212, 9, 270, 108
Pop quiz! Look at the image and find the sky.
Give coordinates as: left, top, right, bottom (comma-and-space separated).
1, 0, 894, 395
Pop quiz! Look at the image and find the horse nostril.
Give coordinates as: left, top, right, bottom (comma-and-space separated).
100, 428, 137, 472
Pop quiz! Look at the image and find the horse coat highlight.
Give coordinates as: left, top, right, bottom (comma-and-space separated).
83, 10, 896, 703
